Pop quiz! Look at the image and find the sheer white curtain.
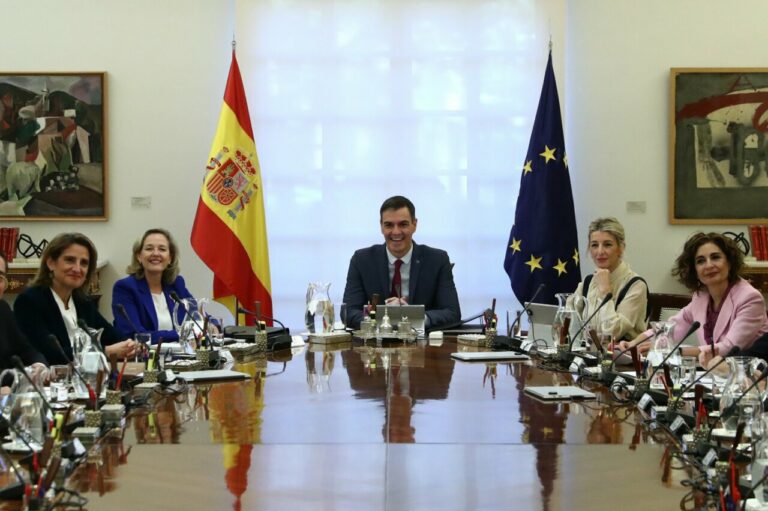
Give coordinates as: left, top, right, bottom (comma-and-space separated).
235, 0, 566, 329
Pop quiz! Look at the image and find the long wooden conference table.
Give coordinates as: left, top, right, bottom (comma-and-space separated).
10, 338, 694, 510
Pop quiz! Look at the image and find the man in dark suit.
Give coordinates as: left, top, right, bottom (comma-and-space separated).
342, 196, 460, 330
0, 251, 47, 371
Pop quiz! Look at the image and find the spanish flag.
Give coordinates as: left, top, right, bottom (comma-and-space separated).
191, 49, 272, 324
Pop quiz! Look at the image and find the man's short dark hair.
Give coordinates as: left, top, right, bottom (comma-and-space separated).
380, 196, 415, 222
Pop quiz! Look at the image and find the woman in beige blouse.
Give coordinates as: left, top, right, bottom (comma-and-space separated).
571, 217, 648, 342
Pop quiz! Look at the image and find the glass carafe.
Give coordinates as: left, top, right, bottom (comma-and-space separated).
647, 321, 677, 368
305, 282, 334, 334
71, 326, 109, 399
719, 356, 763, 435
173, 297, 206, 354
0, 368, 46, 449
552, 293, 584, 347
752, 413, 768, 504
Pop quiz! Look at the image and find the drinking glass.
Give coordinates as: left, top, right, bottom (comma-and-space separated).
338, 303, 348, 331
680, 356, 697, 385
49, 365, 71, 403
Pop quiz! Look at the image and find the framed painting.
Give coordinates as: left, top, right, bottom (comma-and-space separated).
670, 68, 768, 224
0, 72, 107, 220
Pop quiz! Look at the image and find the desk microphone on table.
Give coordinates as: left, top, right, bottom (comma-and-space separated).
558, 293, 612, 366
116, 303, 142, 338
237, 301, 289, 332
508, 283, 546, 337
645, 322, 700, 389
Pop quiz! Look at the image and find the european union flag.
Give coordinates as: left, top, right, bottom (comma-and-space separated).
504, 51, 581, 305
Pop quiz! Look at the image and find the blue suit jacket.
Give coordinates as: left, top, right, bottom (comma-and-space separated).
14, 285, 126, 365
111, 275, 193, 342
342, 242, 460, 330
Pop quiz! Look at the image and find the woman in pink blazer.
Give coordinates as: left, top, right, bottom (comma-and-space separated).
621, 232, 768, 363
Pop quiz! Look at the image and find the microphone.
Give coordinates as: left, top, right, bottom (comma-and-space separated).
45, 333, 72, 364
603, 331, 658, 382
645, 321, 701, 387
508, 283, 546, 337
9, 356, 54, 416
675, 346, 740, 399
116, 303, 142, 337
567, 292, 613, 353
169, 292, 212, 351
237, 305, 289, 333
435, 308, 493, 333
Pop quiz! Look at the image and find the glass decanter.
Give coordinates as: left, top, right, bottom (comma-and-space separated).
71, 325, 109, 399
719, 356, 763, 435
647, 321, 677, 368
2, 370, 46, 450
173, 297, 205, 354
305, 282, 334, 334
552, 293, 584, 347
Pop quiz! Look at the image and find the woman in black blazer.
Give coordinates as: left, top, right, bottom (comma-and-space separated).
14, 233, 137, 365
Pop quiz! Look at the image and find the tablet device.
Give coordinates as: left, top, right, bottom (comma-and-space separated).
525, 303, 559, 346
451, 351, 530, 362
524, 385, 597, 401
174, 369, 250, 382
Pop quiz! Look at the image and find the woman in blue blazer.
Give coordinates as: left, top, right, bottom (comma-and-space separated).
112, 228, 194, 343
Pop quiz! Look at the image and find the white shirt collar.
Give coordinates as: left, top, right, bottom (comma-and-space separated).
386, 244, 413, 265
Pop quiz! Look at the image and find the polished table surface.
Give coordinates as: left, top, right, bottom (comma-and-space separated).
40, 340, 694, 509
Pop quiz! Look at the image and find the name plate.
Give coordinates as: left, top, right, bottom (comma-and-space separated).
638, 393, 655, 410
702, 448, 718, 467
670, 415, 687, 433
569, 356, 586, 373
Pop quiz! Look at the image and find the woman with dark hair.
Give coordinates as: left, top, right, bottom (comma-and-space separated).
111, 228, 194, 342
621, 232, 768, 363
0, 251, 47, 371
14, 233, 137, 365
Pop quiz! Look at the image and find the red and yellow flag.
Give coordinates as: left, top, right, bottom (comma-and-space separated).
191, 50, 272, 324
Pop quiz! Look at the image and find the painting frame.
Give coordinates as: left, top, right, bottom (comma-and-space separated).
0, 72, 107, 221
670, 67, 768, 224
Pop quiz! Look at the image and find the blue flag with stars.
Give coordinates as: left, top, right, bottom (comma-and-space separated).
504, 51, 581, 305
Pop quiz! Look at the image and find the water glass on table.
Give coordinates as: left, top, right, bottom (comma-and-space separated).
49, 364, 71, 402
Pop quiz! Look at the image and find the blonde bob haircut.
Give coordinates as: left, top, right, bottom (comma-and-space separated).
587, 217, 626, 246
126, 228, 180, 285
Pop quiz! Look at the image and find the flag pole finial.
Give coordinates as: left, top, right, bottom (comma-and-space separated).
548, 35, 552, 52
232, 37, 236, 51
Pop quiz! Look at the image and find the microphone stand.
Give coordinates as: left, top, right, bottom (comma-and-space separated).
508, 283, 546, 337
643, 322, 701, 398
559, 293, 613, 366
116, 303, 142, 338
235, 305, 292, 351
664, 347, 739, 428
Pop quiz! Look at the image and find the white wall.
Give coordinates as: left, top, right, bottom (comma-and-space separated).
8, 0, 765, 325
566, 0, 768, 294
4, 0, 234, 314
